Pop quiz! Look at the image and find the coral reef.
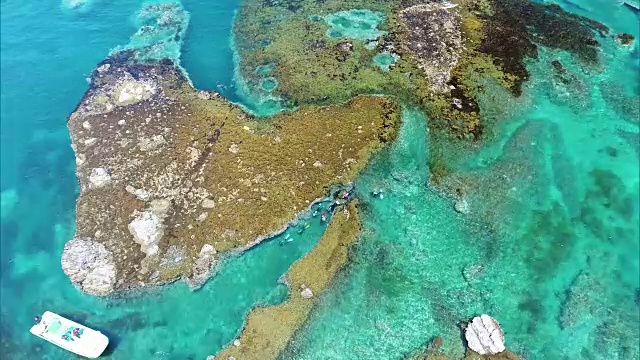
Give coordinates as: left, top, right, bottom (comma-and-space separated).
63, 54, 399, 294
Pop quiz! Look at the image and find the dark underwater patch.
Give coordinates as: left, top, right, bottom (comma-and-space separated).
479, 0, 607, 96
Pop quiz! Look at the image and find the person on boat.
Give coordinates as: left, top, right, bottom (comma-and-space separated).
321, 212, 327, 222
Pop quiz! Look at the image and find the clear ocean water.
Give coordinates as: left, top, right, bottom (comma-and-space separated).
1, 0, 638, 359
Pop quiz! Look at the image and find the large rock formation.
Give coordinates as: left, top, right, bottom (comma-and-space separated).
62, 54, 399, 295
465, 314, 506, 355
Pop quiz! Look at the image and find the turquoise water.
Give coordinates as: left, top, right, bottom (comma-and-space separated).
373, 52, 400, 72
324, 10, 386, 40
1, 0, 639, 359
282, 4, 640, 359
0, 0, 329, 358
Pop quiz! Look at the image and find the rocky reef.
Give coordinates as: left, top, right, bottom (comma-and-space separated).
399, 2, 462, 92
213, 201, 361, 360
62, 54, 399, 295
233, 0, 610, 143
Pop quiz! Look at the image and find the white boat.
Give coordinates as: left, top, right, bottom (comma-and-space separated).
29, 311, 109, 358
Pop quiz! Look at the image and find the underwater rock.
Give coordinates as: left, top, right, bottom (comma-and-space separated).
465, 314, 506, 355
479, 0, 607, 95
462, 263, 484, 284
560, 271, 605, 329
454, 197, 470, 214
1, 188, 19, 219
616, 33, 635, 46
61, 238, 116, 296
399, 3, 462, 92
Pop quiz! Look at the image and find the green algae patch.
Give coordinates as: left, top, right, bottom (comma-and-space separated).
213, 202, 361, 360
373, 51, 400, 71
324, 9, 386, 40
65, 57, 400, 293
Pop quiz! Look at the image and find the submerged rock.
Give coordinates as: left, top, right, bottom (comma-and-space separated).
465, 314, 506, 355
616, 33, 635, 46
454, 197, 470, 214
61, 238, 116, 296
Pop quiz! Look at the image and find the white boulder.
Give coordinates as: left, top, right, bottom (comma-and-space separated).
454, 197, 470, 214
128, 211, 163, 256
301, 287, 314, 299
89, 168, 111, 188
61, 238, 116, 296
465, 314, 506, 355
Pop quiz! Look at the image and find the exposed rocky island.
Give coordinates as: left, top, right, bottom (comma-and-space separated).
62, 54, 399, 295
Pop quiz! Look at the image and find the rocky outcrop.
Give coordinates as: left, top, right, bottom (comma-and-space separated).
399, 2, 462, 92
300, 285, 314, 299
64, 53, 399, 295
615, 33, 635, 46
186, 244, 217, 290
61, 238, 116, 296
465, 314, 506, 355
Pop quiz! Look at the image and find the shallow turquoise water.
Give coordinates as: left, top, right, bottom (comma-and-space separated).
1, 0, 638, 359
283, 5, 640, 359
0, 0, 330, 358
373, 52, 400, 72
324, 9, 386, 40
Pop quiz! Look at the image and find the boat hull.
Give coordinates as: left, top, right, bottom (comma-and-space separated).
30, 311, 109, 358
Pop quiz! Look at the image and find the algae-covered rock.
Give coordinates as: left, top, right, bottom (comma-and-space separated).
64, 54, 400, 294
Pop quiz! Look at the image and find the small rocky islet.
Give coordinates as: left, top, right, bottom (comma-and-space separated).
63, 53, 399, 296
59, 0, 632, 358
